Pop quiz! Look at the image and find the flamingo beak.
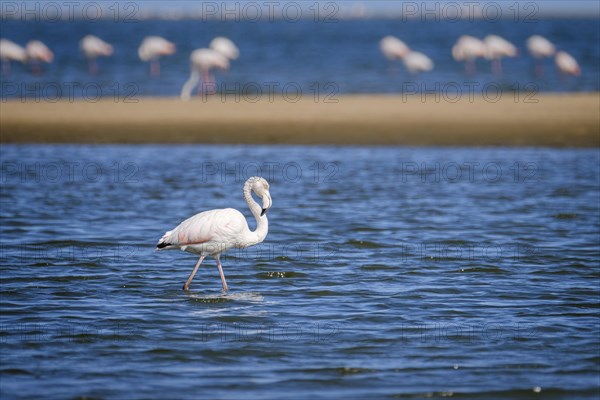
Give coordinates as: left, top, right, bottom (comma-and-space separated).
261, 191, 272, 216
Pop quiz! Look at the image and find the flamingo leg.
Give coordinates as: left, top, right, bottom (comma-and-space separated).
183, 255, 205, 291
465, 59, 475, 75
31, 62, 41, 76
150, 59, 160, 77
88, 58, 98, 76
198, 70, 208, 95
492, 59, 503, 76
534, 60, 544, 78
387, 62, 398, 77
2, 60, 10, 76
215, 254, 228, 292
199, 70, 216, 96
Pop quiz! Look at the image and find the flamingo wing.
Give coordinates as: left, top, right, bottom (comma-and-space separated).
0, 39, 27, 62
157, 208, 247, 251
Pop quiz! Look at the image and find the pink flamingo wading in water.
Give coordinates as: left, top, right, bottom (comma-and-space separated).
156, 177, 272, 292
180, 37, 239, 100
80, 35, 113, 75
138, 36, 176, 77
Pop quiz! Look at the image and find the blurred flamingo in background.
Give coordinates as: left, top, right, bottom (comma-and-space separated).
484, 35, 517, 75
25, 40, 53, 75
379, 36, 433, 74
138, 36, 176, 77
0, 39, 27, 75
209, 37, 239, 61
402, 50, 434, 74
380, 36, 409, 62
80, 35, 113, 75
380, 35, 410, 75
526, 35, 556, 77
180, 49, 229, 100
452, 35, 486, 75
555, 51, 581, 77
181, 37, 239, 101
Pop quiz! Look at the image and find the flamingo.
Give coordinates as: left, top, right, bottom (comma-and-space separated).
180, 37, 239, 100
138, 36, 176, 77
402, 50, 434, 74
0, 39, 27, 75
25, 40, 53, 75
379, 35, 409, 62
209, 36, 239, 60
80, 35, 113, 75
452, 35, 486, 75
526, 35, 555, 77
555, 51, 581, 77
157, 177, 272, 291
484, 35, 517, 75
180, 49, 229, 100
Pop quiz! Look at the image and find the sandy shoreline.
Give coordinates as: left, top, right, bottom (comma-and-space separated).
1, 94, 598, 147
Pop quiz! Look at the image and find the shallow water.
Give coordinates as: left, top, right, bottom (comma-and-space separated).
1, 145, 599, 399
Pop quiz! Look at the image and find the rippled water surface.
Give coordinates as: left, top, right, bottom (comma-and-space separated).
1, 145, 599, 399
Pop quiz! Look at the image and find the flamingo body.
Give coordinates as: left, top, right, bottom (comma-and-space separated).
157, 177, 272, 291
138, 36, 176, 61
555, 51, 581, 76
380, 36, 409, 61
158, 208, 252, 255
0, 39, 27, 63
527, 35, 555, 59
209, 37, 239, 60
402, 51, 434, 73
0, 39, 26, 75
80, 35, 113, 58
25, 40, 54, 63
191, 48, 230, 71
452, 35, 486, 61
484, 35, 517, 60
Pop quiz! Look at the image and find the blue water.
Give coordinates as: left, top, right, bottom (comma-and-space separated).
1, 145, 599, 399
1, 18, 599, 99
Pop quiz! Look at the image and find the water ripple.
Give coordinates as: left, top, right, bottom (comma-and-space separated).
0, 145, 598, 399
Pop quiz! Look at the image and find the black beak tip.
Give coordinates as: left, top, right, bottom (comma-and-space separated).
261, 208, 267, 216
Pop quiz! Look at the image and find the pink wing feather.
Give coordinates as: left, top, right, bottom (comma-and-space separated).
157, 208, 247, 250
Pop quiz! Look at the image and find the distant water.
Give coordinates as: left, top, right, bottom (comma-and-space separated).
1, 145, 599, 399
0, 19, 599, 99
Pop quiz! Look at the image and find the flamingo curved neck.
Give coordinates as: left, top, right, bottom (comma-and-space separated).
243, 181, 268, 246
180, 69, 199, 100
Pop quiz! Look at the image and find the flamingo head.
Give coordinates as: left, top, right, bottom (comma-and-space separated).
248, 177, 272, 216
